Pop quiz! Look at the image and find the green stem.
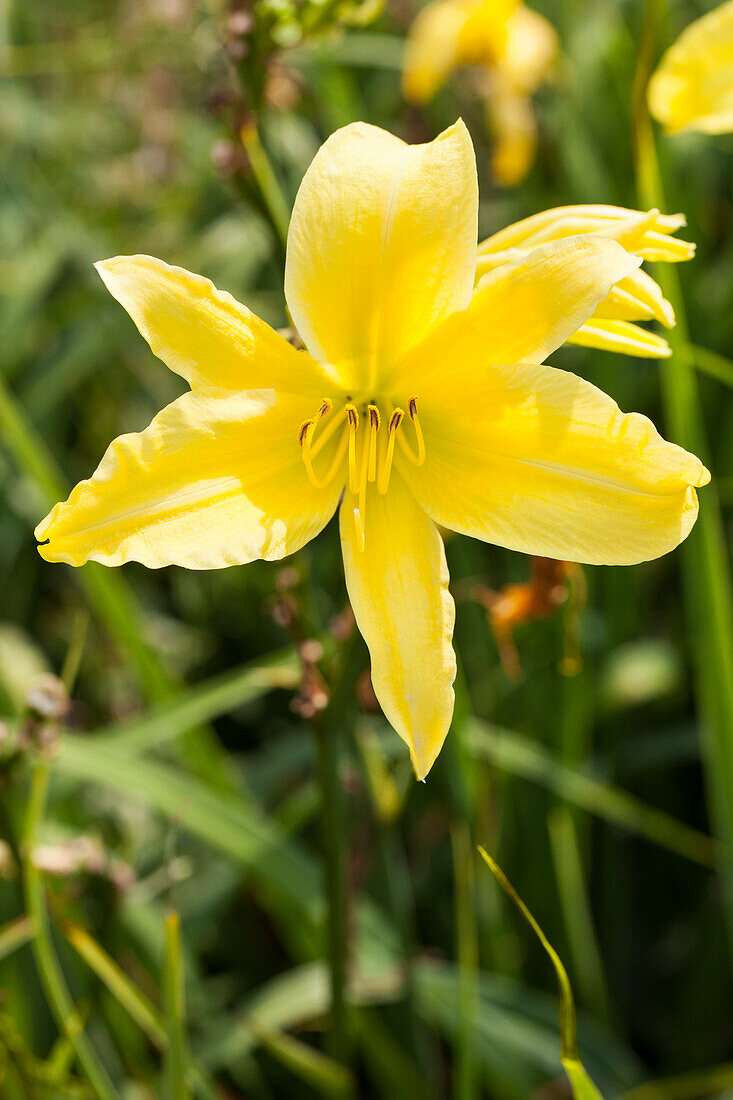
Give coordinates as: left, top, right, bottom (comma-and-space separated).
688, 343, 733, 389
633, 0, 733, 965
311, 636, 364, 1069
240, 120, 291, 252
451, 822, 479, 1100
164, 912, 189, 1100
22, 759, 120, 1100
313, 719, 349, 1064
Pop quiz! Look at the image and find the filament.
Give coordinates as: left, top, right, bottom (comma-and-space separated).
297, 394, 426, 525
367, 404, 381, 483
299, 399, 347, 490
397, 396, 426, 466
309, 402, 345, 459
354, 424, 370, 553
378, 408, 403, 494
346, 404, 359, 493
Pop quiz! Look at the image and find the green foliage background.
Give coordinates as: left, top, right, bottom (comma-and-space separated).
1, 0, 732, 1096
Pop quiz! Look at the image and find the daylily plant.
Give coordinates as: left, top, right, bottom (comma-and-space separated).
402, 0, 557, 185
476, 204, 695, 358
37, 121, 709, 778
648, 0, 733, 136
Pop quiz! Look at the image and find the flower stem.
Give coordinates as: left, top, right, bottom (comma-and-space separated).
240, 119, 291, 252
634, 0, 733, 966
311, 632, 364, 1069
451, 821, 479, 1100
22, 758, 121, 1100
313, 718, 349, 1062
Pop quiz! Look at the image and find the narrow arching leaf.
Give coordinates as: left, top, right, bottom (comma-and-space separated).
478, 847, 604, 1100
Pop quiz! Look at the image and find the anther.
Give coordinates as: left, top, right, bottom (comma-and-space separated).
389, 409, 404, 433
408, 396, 425, 464
298, 419, 314, 447
299, 399, 347, 490
398, 396, 426, 467
367, 404, 381, 483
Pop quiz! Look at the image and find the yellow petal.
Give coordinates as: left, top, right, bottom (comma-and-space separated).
648, 0, 733, 135
36, 390, 341, 569
394, 237, 640, 392
402, 0, 475, 102
477, 205, 694, 264
340, 474, 455, 780
96, 255, 331, 395
402, 0, 519, 101
488, 83, 537, 187
594, 268, 674, 326
567, 319, 671, 358
284, 121, 478, 394
401, 359, 709, 566
499, 5, 557, 92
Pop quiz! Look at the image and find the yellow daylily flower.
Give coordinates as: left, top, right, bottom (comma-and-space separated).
477, 204, 695, 358
36, 122, 709, 778
402, 0, 557, 185
648, 0, 733, 135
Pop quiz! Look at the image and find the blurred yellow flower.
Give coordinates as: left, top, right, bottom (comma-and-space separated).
477, 204, 695, 358
402, 0, 557, 185
648, 0, 733, 135
36, 122, 709, 778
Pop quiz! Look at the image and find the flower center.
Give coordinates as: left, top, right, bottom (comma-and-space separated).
298, 395, 426, 550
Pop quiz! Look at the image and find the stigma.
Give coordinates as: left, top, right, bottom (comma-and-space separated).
297, 395, 426, 550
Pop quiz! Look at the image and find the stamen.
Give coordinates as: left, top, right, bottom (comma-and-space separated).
367, 404, 381, 483
310, 404, 345, 459
378, 407, 403, 494
298, 398, 346, 490
298, 419, 314, 447
408, 397, 426, 465
356, 421, 370, 551
302, 425, 349, 490
298, 397, 332, 453
346, 404, 359, 492
397, 396, 426, 466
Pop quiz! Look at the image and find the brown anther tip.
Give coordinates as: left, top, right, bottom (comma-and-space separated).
389, 409, 404, 432
298, 420, 313, 447
368, 405, 381, 430
408, 397, 418, 419
318, 399, 333, 417
346, 405, 359, 429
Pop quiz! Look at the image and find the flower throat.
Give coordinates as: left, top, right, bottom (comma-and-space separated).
298, 396, 426, 550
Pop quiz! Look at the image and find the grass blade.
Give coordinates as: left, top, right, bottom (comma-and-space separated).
0, 915, 34, 963
62, 920, 167, 1048
92, 648, 301, 753
252, 1025, 354, 1097
621, 1061, 733, 1100
548, 808, 612, 1026
689, 344, 733, 389
22, 759, 121, 1100
451, 822, 479, 1100
54, 733, 400, 971
467, 720, 719, 868
477, 847, 604, 1100
633, 0, 733, 964
163, 913, 189, 1100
